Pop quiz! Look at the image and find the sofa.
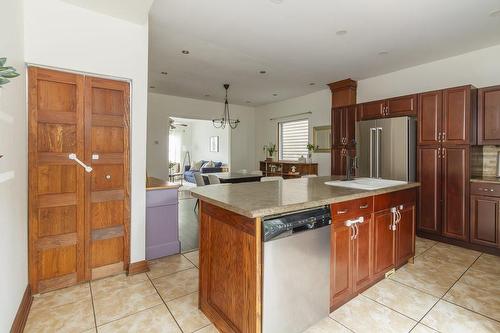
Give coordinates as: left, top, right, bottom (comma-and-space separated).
184, 160, 224, 183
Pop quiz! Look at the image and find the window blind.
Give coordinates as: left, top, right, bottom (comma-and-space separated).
279, 119, 309, 160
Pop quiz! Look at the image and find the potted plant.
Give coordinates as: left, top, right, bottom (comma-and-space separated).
263, 143, 277, 161
0, 58, 20, 86
306, 143, 318, 163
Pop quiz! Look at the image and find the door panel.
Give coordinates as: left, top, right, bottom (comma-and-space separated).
331, 107, 342, 147
344, 106, 356, 146
417, 147, 442, 234
353, 215, 373, 291
470, 196, 499, 247
478, 86, 500, 145
373, 210, 395, 276
29, 67, 85, 293
387, 94, 417, 117
396, 204, 415, 266
443, 86, 471, 145
361, 100, 385, 120
442, 146, 469, 241
330, 220, 353, 309
85, 76, 130, 280
418, 91, 442, 145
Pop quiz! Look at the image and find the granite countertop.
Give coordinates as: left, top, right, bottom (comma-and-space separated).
146, 177, 181, 191
190, 176, 420, 218
470, 176, 500, 184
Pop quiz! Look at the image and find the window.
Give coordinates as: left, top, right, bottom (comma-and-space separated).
279, 119, 309, 160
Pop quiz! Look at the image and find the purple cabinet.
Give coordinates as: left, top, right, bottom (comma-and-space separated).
146, 188, 180, 259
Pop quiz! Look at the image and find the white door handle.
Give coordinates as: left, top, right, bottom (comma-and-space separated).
68, 153, 93, 173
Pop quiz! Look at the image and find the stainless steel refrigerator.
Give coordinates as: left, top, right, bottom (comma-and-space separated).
356, 116, 416, 181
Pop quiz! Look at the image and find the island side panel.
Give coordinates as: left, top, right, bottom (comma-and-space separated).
199, 201, 262, 333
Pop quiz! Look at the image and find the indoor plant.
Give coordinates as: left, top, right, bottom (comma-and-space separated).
306, 143, 318, 163
263, 143, 277, 161
0, 58, 20, 86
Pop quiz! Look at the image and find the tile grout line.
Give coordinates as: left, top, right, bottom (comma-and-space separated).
88, 282, 98, 332
359, 293, 421, 323
146, 269, 185, 333
412, 251, 484, 331
328, 317, 355, 332
148, 265, 197, 281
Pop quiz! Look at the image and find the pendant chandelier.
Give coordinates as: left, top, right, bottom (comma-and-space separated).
212, 83, 240, 129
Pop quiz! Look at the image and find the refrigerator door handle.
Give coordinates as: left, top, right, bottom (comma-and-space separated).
376, 127, 382, 178
370, 128, 377, 178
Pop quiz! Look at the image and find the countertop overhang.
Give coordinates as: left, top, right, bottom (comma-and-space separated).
191, 176, 420, 218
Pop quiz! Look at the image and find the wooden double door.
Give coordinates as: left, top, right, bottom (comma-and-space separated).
28, 67, 130, 293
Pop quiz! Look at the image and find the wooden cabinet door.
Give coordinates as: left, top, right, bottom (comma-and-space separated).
470, 195, 499, 248
353, 214, 373, 291
331, 107, 343, 147
478, 85, 500, 145
331, 148, 345, 176
418, 91, 442, 145
387, 94, 417, 117
442, 146, 469, 241
373, 210, 395, 277
330, 219, 354, 309
28, 67, 85, 293
395, 204, 416, 267
344, 106, 357, 146
360, 100, 385, 120
85, 76, 130, 280
417, 147, 442, 234
442, 86, 472, 145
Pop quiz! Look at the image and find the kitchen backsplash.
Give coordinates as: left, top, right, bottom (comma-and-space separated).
473, 145, 500, 177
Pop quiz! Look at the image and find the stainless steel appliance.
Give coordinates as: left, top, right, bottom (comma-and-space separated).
262, 207, 331, 333
356, 116, 416, 181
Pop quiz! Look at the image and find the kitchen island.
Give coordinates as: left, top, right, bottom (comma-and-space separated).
191, 176, 419, 333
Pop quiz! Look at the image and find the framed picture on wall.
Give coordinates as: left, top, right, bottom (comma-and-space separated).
210, 136, 219, 152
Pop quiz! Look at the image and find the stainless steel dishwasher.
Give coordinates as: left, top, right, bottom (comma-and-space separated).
262, 206, 331, 333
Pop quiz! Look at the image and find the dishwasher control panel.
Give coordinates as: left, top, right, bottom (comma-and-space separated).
262, 206, 331, 242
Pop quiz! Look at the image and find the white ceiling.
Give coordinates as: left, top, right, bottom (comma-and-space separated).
149, 0, 500, 106
62, 0, 154, 24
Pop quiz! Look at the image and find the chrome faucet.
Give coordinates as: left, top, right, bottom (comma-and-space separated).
345, 153, 358, 181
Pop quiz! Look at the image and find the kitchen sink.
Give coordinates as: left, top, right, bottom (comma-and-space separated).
324, 177, 407, 190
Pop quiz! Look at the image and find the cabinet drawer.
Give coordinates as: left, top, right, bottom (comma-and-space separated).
471, 182, 500, 197
331, 196, 373, 221
374, 188, 417, 212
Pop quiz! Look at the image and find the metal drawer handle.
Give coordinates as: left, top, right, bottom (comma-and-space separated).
359, 204, 369, 209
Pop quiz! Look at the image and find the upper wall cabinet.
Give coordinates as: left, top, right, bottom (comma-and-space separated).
478, 85, 500, 145
359, 94, 417, 120
418, 85, 477, 146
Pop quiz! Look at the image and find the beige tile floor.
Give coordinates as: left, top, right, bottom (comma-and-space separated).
25, 239, 500, 333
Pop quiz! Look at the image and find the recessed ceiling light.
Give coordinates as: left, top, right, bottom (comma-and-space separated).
150, 86, 155, 89
258, 70, 268, 75
489, 9, 500, 17
378, 51, 389, 55
181, 50, 190, 54
272, 93, 278, 96
309, 83, 316, 86
245, 101, 251, 104
270, 0, 284, 4
336, 30, 347, 36
161, 71, 168, 75
204, 94, 211, 97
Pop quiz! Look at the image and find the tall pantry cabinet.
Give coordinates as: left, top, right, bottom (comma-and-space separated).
28, 67, 131, 293
417, 85, 477, 241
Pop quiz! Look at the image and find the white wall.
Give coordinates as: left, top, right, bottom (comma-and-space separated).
357, 44, 500, 102
0, 0, 27, 330
24, 0, 149, 262
147, 93, 255, 179
189, 119, 229, 165
254, 89, 332, 176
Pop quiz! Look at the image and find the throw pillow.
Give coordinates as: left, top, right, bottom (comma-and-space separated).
202, 161, 215, 168
190, 160, 204, 171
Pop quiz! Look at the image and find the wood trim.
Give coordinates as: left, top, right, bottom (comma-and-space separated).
36, 232, 78, 250
10, 285, 33, 333
92, 225, 124, 241
328, 79, 357, 91
38, 193, 77, 208
91, 189, 125, 203
38, 111, 77, 124
92, 114, 124, 127
127, 260, 150, 276
91, 262, 124, 280
38, 273, 77, 293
